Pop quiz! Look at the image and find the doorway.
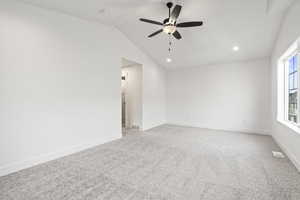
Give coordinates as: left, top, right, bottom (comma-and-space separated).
121, 58, 143, 136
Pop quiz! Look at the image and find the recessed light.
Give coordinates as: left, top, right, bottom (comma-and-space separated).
166, 58, 172, 63
233, 46, 239, 51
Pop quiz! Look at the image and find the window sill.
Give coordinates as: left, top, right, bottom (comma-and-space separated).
277, 119, 300, 134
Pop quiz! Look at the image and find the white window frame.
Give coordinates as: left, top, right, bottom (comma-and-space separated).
277, 38, 300, 132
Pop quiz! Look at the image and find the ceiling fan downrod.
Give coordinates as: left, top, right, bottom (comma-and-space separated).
167, 2, 173, 18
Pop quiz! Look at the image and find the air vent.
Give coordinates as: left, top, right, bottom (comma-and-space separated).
272, 151, 285, 159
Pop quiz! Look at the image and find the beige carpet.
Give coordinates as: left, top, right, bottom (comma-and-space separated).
1, 125, 300, 200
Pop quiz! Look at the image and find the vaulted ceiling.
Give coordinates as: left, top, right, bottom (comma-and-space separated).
19, 0, 294, 68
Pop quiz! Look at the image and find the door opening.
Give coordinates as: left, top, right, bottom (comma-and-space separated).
121, 58, 143, 136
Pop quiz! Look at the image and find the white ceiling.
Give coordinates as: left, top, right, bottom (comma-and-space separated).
18, 0, 293, 68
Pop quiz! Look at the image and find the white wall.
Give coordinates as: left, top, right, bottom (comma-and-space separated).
167, 59, 271, 134
0, 1, 166, 176
270, 0, 300, 171
122, 65, 143, 129
142, 61, 166, 130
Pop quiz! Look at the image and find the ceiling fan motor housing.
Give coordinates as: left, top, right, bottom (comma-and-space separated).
163, 18, 171, 24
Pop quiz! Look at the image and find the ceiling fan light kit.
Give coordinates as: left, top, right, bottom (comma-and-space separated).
139, 2, 204, 40
163, 24, 176, 34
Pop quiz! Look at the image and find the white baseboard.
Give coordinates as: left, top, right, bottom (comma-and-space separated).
0, 136, 120, 177
272, 136, 300, 172
166, 123, 271, 136
142, 122, 167, 131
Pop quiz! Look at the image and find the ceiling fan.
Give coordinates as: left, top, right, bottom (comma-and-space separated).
139, 2, 203, 40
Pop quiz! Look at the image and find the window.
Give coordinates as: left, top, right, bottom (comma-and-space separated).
278, 38, 300, 130
286, 55, 299, 123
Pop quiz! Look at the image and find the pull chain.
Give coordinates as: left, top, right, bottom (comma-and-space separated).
166, 34, 172, 63
168, 34, 172, 53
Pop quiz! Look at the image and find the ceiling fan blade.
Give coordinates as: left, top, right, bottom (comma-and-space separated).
148, 29, 163, 37
177, 21, 203, 28
140, 18, 163, 26
169, 5, 182, 24
173, 30, 182, 40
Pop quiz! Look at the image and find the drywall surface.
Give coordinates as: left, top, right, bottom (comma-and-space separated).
122, 65, 143, 129
270, 0, 300, 171
0, 1, 166, 176
167, 59, 271, 135
142, 60, 166, 130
